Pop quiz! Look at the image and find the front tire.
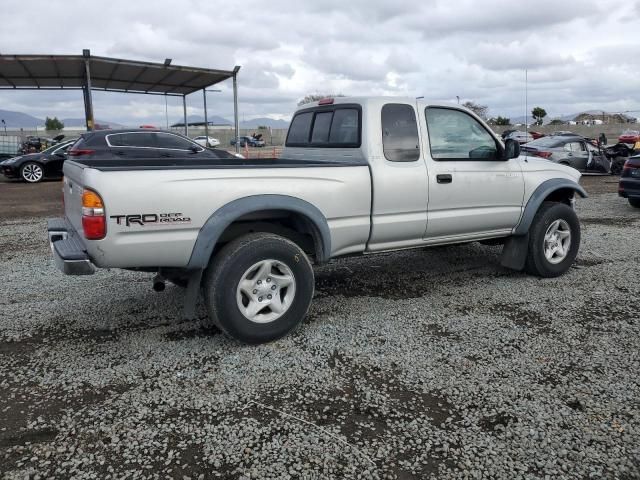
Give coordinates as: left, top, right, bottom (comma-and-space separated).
629, 198, 640, 208
525, 202, 580, 278
20, 162, 44, 183
203, 233, 315, 344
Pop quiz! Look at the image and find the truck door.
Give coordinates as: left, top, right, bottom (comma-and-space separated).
420, 106, 524, 240
366, 102, 429, 252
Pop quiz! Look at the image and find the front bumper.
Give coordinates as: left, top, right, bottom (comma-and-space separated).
1, 165, 19, 178
47, 218, 95, 275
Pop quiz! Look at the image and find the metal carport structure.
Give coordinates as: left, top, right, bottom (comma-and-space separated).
0, 50, 241, 151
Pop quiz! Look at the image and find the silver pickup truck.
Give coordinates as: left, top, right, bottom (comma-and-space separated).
48, 97, 587, 344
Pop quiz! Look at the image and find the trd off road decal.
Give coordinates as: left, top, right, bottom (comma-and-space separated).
110, 213, 191, 227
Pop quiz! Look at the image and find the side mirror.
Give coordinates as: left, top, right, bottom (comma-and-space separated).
189, 145, 200, 153
503, 138, 521, 160
55, 152, 67, 159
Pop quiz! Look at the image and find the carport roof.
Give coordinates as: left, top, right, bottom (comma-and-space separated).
0, 54, 239, 96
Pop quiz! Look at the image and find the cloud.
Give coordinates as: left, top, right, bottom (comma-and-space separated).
0, 0, 638, 125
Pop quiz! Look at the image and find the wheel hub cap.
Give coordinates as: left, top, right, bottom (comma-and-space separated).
23, 164, 43, 182
543, 219, 571, 264
236, 259, 296, 324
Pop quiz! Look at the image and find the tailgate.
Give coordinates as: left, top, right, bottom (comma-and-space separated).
62, 161, 87, 235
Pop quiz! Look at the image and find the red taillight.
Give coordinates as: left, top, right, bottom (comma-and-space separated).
81, 189, 105, 240
318, 98, 334, 105
68, 148, 95, 156
82, 216, 106, 240
535, 151, 553, 159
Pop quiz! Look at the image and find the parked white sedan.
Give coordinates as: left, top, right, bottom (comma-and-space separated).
193, 136, 221, 148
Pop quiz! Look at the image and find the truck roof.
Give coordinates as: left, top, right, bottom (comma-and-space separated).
296, 96, 460, 111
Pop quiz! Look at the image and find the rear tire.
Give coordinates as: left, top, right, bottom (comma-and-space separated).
202, 233, 314, 344
629, 198, 640, 208
524, 202, 580, 278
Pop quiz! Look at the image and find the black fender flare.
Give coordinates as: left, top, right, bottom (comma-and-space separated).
186, 194, 332, 270
514, 179, 587, 236
501, 179, 587, 270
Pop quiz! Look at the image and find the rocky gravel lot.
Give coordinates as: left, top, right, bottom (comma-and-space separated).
1, 177, 639, 479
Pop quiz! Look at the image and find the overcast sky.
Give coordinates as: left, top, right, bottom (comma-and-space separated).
0, 0, 639, 126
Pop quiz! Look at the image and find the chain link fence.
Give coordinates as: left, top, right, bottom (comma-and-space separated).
0, 134, 21, 160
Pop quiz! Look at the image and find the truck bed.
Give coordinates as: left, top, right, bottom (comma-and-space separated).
73, 156, 368, 171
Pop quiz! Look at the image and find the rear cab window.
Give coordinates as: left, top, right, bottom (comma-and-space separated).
286, 105, 361, 148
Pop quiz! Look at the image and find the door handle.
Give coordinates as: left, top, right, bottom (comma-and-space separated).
115, 151, 125, 156
437, 174, 452, 184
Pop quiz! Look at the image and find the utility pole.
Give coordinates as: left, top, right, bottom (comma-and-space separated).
525, 69, 528, 134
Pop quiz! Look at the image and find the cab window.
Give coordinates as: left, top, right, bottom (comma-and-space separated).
381, 104, 420, 162
425, 107, 499, 160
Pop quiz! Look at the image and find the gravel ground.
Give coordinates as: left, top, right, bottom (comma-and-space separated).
1, 181, 639, 479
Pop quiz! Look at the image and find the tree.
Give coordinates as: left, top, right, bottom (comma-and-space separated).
297, 93, 345, 106
531, 107, 547, 126
549, 119, 564, 126
45, 117, 64, 131
493, 116, 511, 126
462, 101, 488, 120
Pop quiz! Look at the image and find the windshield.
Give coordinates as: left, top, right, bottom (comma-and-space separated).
623, 130, 639, 135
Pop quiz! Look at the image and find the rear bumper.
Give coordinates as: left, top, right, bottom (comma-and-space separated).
47, 218, 95, 275
619, 176, 640, 199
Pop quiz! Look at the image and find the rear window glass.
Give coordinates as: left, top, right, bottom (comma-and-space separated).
287, 112, 313, 145
329, 109, 359, 145
287, 107, 360, 147
527, 137, 563, 148
311, 112, 333, 144
107, 133, 156, 148
156, 133, 197, 150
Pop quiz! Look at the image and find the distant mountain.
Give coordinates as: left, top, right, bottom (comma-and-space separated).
172, 115, 232, 127
0, 109, 124, 129
172, 115, 289, 129
0, 109, 43, 128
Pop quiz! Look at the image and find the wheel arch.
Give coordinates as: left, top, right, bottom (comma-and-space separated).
187, 195, 332, 269
514, 179, 587, 236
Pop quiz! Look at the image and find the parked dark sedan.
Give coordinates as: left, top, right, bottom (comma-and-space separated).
520, 135, 611, 173
619, 155, 640, 208
230, 135, 266, 147
67, 129, 239, 161
0, 140, 76, 183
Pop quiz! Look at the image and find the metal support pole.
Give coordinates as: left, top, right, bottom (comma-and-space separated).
183, 95, 188, 136
233, 67, 240, 154
164, 95, 169, 129
83, 59, 95, 131
203, 89, 209, 146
